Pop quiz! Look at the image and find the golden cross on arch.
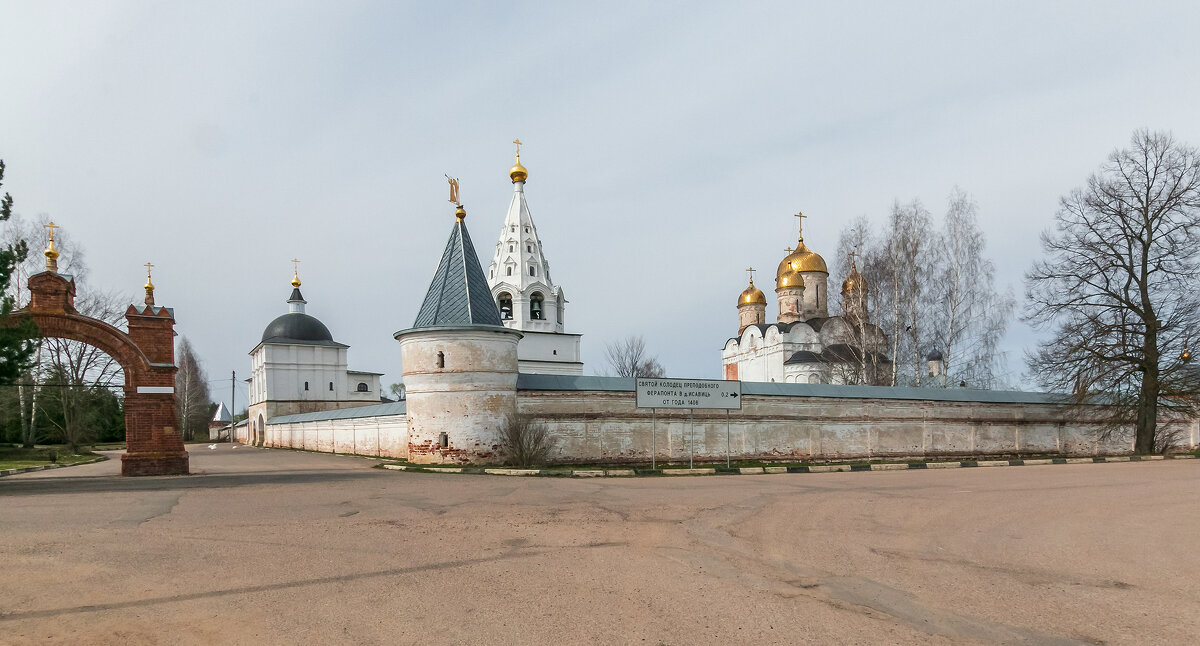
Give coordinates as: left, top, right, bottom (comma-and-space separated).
513, 138, 522, 162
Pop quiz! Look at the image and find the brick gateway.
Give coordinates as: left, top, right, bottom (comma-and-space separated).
15, 269, 189, 476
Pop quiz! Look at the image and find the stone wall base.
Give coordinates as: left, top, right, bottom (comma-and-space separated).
122, 452, 190, 476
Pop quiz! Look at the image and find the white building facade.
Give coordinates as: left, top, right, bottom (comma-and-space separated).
486, 148, 583, 375
246, 272, 382, 445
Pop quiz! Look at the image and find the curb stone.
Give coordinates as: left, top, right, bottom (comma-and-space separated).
377, 453, 1200, 479
0, 455, 107, 478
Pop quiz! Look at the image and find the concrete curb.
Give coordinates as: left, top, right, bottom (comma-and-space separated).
0, 455, 107, 478
380, 453, 1198, 479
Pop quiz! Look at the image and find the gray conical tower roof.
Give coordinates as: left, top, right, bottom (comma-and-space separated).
413, 217, 503, 327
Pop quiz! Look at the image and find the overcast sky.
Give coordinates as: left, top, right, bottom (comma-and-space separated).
3, 1, 1199, 412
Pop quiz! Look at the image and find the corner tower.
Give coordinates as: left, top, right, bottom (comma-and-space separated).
396, 190, 523, 464
486, 140, 583, 374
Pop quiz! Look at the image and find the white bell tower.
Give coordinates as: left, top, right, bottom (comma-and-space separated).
486, 140, 583, 375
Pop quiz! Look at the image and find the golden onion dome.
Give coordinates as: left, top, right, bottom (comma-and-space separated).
739, 278, 767, 306
842, 261, 867, 293
776, 239, 827, 290
509, 161, 528, 183
291, 272, 301, 288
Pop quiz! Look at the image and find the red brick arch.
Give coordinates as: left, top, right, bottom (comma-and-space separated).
15, 271, 189, 476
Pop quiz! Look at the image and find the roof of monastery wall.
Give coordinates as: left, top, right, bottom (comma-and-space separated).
515, 374, 1071, 405
268, 400, 406, 424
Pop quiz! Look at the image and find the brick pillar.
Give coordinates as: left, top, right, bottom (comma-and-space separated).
122, 304, 189, 476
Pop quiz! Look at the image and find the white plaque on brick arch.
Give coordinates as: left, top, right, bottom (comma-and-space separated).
136, 386, 175, 394
636, 378, 741, 410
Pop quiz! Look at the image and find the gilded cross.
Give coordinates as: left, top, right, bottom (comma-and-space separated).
513, 138, 522, 162
746, 267, 756, 283
291, 258, 300, 274
44, 220, 60, 242
144, 261, 154, 278
794, 211, 807, 237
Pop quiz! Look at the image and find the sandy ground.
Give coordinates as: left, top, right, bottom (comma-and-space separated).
1, 446, 1198, 645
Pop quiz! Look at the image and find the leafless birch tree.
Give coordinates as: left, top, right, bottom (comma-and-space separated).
930, 189, 1015, 388
1025, 130, 1200, 454
175, 337, 211, 441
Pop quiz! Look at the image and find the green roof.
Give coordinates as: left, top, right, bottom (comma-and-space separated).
413, 219, 503, 328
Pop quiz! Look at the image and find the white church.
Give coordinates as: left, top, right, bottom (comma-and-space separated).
722, 220, 890, 385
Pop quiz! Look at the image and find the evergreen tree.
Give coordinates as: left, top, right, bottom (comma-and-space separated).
0, 160, 37, 385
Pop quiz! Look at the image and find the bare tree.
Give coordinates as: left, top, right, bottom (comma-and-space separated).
930, 189, 1015, 388
832, 218, 890, 385
175, 337, 211, 441
874, 200, 936, 386
1025, 130, 1200, 454
604, 335, 665, 378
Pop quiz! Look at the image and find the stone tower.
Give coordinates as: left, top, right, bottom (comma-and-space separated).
395, 201, 522, 464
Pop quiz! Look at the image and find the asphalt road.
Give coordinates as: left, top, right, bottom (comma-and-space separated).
1, 446, 1198, 645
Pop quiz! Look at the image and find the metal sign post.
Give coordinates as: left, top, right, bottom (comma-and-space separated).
651, 408, 656, 470
726, 409, 731, 468
636, 378, 741, 470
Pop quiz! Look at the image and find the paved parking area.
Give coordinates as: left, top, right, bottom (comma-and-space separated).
2, 446, 1198, 644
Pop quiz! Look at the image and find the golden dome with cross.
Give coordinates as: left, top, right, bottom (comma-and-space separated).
738, 268, 767, 306
775, 212, 827, 290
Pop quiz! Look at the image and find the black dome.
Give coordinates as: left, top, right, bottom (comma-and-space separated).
261, 312, 335, 343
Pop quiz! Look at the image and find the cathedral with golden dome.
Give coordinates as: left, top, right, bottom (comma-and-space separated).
722, 216, 890, 384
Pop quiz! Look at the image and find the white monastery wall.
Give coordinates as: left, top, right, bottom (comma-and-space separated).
257, 378, 1199, 463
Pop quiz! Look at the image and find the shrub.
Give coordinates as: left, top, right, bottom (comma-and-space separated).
499, 413, 555, 467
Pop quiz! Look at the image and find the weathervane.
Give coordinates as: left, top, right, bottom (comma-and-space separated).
445, 175, 466, 221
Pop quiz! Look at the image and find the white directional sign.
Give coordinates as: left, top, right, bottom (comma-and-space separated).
636, 378, 742, 410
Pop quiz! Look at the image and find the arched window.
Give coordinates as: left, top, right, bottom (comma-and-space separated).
357, 382, 369, 392
530, 292, 545, 320
509, 244, 514, 252
304, 381, 309, 391
808, 374, 821, 384
497, 292, 513, 320
436, 351, 445, 369
526, 244, 532, 253
506, 266, 512, 276
329, 381, 334, 391
529, 265, 536, 276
